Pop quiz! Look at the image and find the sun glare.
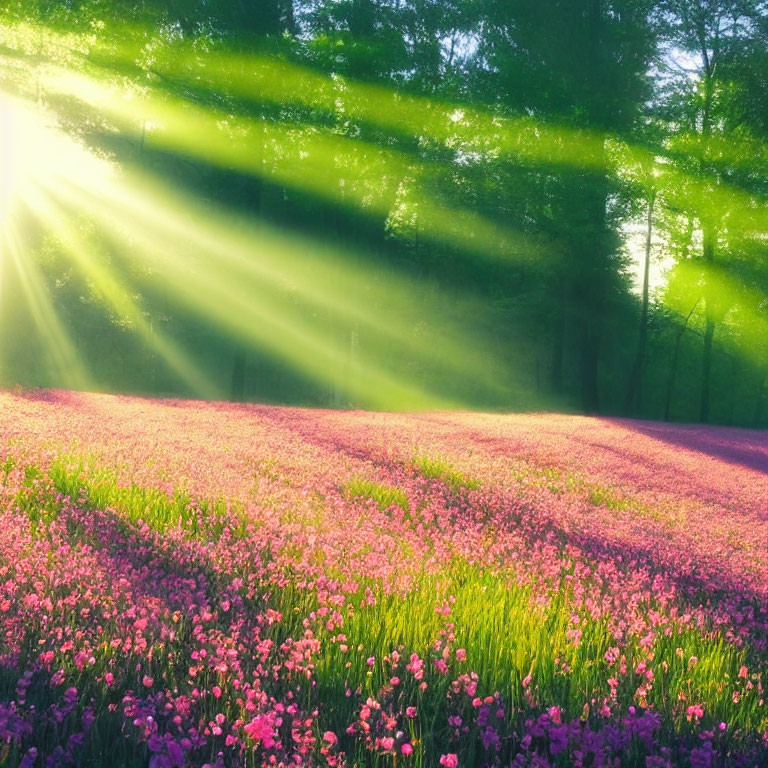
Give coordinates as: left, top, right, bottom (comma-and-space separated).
0, 93, 22, 225
0, 90, 113, 228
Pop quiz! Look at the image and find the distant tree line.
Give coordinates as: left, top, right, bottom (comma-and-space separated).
0, 0, 766, 425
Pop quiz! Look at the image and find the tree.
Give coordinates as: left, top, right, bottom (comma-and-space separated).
660, 0, 762, 421
470, 0, 656, 411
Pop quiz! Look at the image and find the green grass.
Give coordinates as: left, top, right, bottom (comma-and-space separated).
4, 453, 768, 766
343, 478, 410, 512
6, 455, 250, 546
310, 562, 761, 729
587, 483, 634, 510
411, 455, 480, 493
505, 460, 656, 517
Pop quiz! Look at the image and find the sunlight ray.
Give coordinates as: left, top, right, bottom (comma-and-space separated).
25, 185, 223, 399
1, 220, 91, 390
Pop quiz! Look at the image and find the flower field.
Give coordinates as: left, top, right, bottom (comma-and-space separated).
0, 389, 766, 768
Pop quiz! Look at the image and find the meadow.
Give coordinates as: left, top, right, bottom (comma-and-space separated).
0, 389, 766, 767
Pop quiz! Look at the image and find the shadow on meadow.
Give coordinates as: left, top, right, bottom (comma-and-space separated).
622, 420, 768, 476
248, 407, 768, 618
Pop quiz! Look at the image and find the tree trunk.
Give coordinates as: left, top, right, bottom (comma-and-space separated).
625, 191, 655, 415
578, 0, 606, 414
665, 299, 699, 422
231, 348, 246, 401
698, 55, 716, 423
699, 223, 716, 422
753, 373, 767, 427
580, 316, 601, 413
728, 355, 739, 425
550, 301, 565, 393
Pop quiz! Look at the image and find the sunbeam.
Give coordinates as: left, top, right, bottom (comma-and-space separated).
0, 9, 765, 419
0, 68, 523, 408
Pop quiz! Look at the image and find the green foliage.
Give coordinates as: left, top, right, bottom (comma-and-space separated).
343, 478, 410, 512
40, 455, 247, 538
411, 455, 480, 493
0, 1, 765, 424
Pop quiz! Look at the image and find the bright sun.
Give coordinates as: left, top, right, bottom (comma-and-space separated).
0, 90, 112, 229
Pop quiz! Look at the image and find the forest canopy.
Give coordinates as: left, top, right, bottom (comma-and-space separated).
0, 0, 766, 424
